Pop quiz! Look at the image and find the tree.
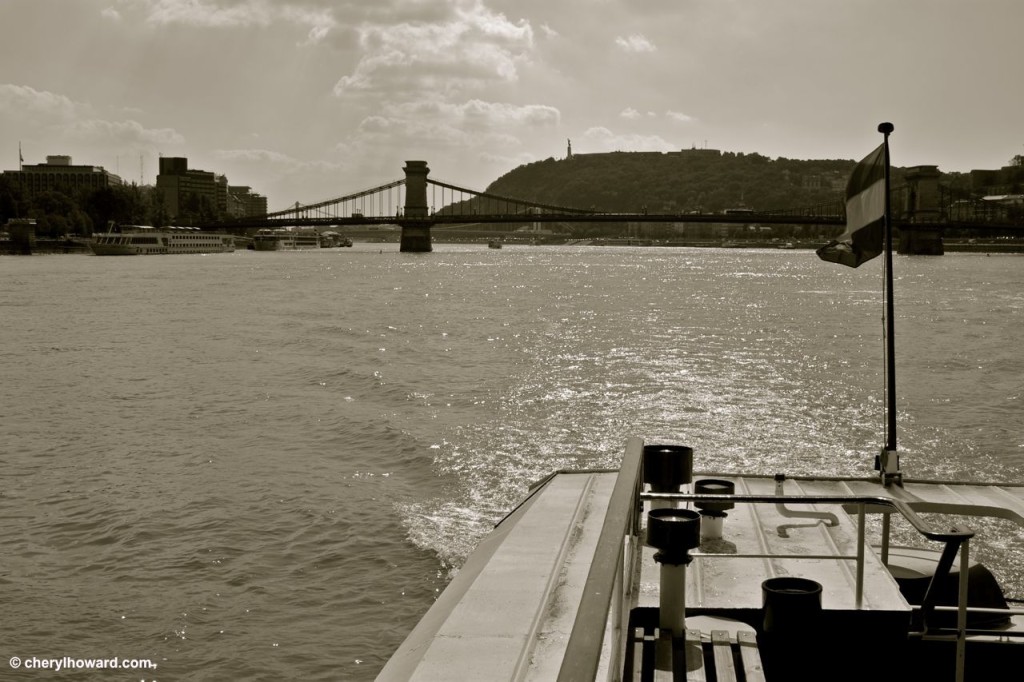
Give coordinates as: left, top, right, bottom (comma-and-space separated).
84, 186, 128, 231
0, 174, 27, 223
30, 190, 77, 237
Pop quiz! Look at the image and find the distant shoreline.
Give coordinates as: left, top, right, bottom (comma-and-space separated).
4, 238, 1022, 255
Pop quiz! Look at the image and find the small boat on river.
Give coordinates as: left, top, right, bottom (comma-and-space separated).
252, 228, 321, 251
89, 224, 234, 255
319, 231, 353, 248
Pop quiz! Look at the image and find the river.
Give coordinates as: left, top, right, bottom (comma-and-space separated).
1, 244, 1021, 680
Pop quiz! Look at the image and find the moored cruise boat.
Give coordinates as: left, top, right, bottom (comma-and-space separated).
291, 228, 321, 249
252, 228, 286, 251
89, 225, 235, 255
319, 231, 352, 247
252, 228, 321, 251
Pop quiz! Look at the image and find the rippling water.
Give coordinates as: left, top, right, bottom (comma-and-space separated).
2, 245, 1022, 680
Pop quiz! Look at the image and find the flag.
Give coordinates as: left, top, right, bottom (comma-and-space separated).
817, 143, 886, 267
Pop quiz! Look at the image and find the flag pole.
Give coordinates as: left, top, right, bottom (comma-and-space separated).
877, 121, 901, 486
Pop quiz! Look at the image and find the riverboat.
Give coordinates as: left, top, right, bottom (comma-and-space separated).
319, 231, 353, 247
378, 126, 1024, 681
252, 228, 321, 251
377, 439, 1024, 681
89, 225, 234, 255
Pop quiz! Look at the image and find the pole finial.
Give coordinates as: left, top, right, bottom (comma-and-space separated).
878, 122, 894, 135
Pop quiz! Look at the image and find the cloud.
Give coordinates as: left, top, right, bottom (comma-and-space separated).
666, 111, 695, 123
334, 1, 534, 96
457, 99, 559, 128
615, 33, 656, 53
304, 23, 330, 45
331, 98, 559, 182
211, 147, 350, 205
0, 84, 88, 121
620, 107, 641, 120
214, 148, 300, 165
68, 119, 185, 147
213, 147, 348, 179
120, 0, 336, 41
581, 126, 676, 152
212, 148, 347, 182
356, 99, 558, 141
356, 115, 393, 134
127, 0, 274, 27
0, 84, 186, 156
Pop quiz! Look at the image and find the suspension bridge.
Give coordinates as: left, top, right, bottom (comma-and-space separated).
207, 160, 1023, 253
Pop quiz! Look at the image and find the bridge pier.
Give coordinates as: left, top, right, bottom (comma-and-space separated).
400, 160, 432, 252
898, 226, 944, 255
897, 165, 944, 255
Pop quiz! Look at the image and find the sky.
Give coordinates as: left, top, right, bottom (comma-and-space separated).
1, 0, 1022, 212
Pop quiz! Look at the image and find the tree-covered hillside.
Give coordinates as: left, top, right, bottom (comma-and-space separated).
483, 150, 884, 214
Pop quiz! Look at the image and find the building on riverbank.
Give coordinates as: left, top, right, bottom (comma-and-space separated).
156, 157, 268, 222
2, 155, 122, 197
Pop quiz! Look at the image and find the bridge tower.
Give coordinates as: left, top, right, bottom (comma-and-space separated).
898, 165, 944, 255
400, 160, 432, 252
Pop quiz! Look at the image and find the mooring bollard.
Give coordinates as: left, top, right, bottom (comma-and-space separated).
761, 576, 823, 682
643, 444, 693, 510
646, 508, 701, 635
694, 478, 735, 540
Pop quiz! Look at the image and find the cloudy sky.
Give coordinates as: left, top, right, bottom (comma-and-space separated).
1, 0, 1021, 211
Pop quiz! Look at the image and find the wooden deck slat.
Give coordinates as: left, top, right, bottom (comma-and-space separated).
684, 629, 706, 682
652, 632, 671, 682
737, 631, 766, 682
626, 624, 767, 682
629, 627, 646, 682
710, 631, 737, 682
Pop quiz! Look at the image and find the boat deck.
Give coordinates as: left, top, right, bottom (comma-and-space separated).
377, 459, 1024, 681
641, 474, 1024, 613
378, 472, 618, 680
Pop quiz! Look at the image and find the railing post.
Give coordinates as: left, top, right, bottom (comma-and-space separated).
856, 503, 865, 608
918, 531, 972, 633
881, 512, 891, 565
956, 539, 969, 682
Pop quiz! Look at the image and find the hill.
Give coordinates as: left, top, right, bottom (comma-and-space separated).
479, 149, 930, 215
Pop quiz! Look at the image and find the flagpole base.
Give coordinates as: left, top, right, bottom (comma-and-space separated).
877, 448, 902, 487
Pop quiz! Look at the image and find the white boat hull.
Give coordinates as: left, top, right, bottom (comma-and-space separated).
90, 227, 234, 255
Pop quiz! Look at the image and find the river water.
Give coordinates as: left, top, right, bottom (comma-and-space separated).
2, 245, 1022, 680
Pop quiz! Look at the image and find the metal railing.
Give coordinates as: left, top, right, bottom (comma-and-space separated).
556, 437, 645, 682
644, 490, 973, 612
552, 437, 1010, 682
